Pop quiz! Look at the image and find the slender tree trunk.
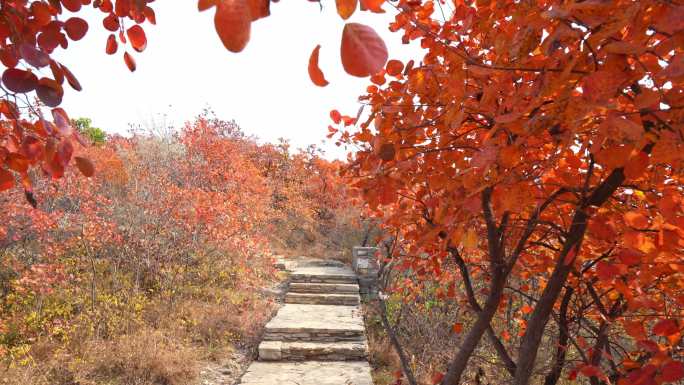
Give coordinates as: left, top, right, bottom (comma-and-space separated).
441, 266, 507, 385
378, 297, 419, 385
543, 287, 574, 385
513, 211, 585, 385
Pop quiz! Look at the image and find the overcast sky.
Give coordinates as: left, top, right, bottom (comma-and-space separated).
52, 1, 423, 159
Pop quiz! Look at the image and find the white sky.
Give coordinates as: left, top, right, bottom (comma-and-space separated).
52, 1, 424, 159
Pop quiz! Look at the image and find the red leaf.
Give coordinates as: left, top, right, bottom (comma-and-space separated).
653, 319, 679, 337
661, 360, 684, 382
308, 45, 329, 87
378, 143, 395, 161
341, 23, 388, 77
64, 17, 88, 41
214, 0, 251, 53
103, 13, 120, 32
127, 25, 147, 52
61, 0, 82, 12
19, 43, 50, 68
0, 168, 14, 191
336, 0, 357, 19
36, 78, 64, 107
596, 261, 620, 282
2, 68, 38, 93
248, 0, 270, 21
106, 34, 118, 55
580, 365, 603, 378
199, 0, 217, 11
21, 137, 43, 160
52, 108, 72, 136
55, 139, 73, 166
431, 372, 444, 385
386, 59, 403, 76
6, 154, 29, 173
144, 7, 156, 24
74, 156, 95, 177
330, 109, 342, 124
61, 64, 82, 91
49, 60, 65, 84
124, 52, 136, 72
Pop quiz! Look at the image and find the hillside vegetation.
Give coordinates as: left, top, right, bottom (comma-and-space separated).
0, 116, 365, 385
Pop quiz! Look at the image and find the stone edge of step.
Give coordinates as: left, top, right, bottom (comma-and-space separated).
258, 340, 369, 361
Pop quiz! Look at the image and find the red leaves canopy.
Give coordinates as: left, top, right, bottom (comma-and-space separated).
329, 1, 684, 384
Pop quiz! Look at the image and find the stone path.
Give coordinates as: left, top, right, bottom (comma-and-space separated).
237, 264, 373, 385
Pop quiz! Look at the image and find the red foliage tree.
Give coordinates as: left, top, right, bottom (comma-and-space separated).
332, 1, 684, 384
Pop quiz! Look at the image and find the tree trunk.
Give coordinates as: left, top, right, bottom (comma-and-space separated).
441, 266, 507, 385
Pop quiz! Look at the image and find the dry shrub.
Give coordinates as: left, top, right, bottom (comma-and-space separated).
1, 329, 197, 385
82, 329, 198, 385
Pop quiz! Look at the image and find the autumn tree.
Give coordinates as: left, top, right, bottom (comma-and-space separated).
332, 1, 684, 384
0, 0, 390, 202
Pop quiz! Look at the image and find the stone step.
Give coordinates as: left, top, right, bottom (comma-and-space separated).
289, 282, 359, 294
290, 266, 357, 284
263, 304, 365, 342
239, 361, 373, 385
258, 340, 368, 361
285, 292, 360, 306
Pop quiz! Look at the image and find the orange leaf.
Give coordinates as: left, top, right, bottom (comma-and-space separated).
624, 211, 649, 229
341, 23, 388, 77
521, 304, 533, 314
452, 322, 463, 333
74, 157, 95, 177
462, 228, 477, 250
127, 25, 147, 52
308, 45, 329, 87
214, 0, 251, 53
359, 0, 384, 12
124, 52, 136, 72
624, 152, 649, 180
336, 0, 357, 20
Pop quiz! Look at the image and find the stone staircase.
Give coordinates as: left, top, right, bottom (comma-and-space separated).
238, 263, 372, 385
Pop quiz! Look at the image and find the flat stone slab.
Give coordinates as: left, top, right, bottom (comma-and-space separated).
239, 361, 373, 385
285, 292, 359, 306
290, 266, 357, 284
289, 282, 359, 294
259, 340, 368, 361
263, 304, 364, 341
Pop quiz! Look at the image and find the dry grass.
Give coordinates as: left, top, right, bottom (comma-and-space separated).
2, 329, 197, 385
